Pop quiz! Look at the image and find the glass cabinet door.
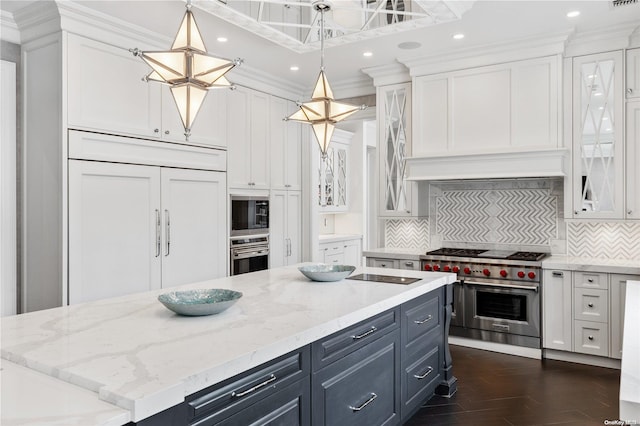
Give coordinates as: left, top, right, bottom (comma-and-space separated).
379, 82, 412, 216
318, 142, 348, 212
573, 51, 624, 219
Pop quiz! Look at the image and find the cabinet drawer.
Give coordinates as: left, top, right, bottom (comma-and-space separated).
574, 288, 608, 323
187, 347, 310, 424
399, 260, 420, 270
402, 345, 441, 419
574, 320, 609, 357
312, 332, 400, 426
312, 308, 399, 371
325, 253, 345, 265
321, 244, 345, 255
371, 259, 399, 269
573, 272, 608, 290
402, 291, 441, 347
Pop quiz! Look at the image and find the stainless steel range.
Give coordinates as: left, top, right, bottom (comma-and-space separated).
421, 248, 549, 349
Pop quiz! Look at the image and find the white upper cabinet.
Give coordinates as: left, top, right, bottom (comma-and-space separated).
318, 132, 350, 213
227, 86, 270, 189
67, 34, 162, 138
412, 55, 559, 156
572, 51, 624, 219
270, 96, 301, 190
627, 48, 640, 99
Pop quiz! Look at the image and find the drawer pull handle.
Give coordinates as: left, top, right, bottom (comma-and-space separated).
587, 279, 594, 283
405, 262, 414, 266
351, 326, 377, 340
349, 393, 377, 412
414, 315, 433, 325
588, 335, 594, 341
231, 374, 277, 398
552, 271, 564, 277
381, 264, 387, 267
413, 366, 434, 380
588, 303, 594, 308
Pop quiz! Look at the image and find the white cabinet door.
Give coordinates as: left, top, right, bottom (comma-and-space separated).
270, 190, 301, 267
270, 97, 301, 190
627, 101, 640, 219
250, 91, 270, 189
160, 168, 227, 287
161, 86, 228, 147
610, 274, 636, 359
68, 160, 161, 304
627, 48, 640, 99
542, 269, 572, 351
67, 34, 161, 138
343, 240, 362, 267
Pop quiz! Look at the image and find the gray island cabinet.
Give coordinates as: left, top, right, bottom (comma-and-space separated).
0, 265, 455, 426
131, 287, 454, 426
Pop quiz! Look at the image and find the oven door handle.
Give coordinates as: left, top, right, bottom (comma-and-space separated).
232, 249, 269, 259
464, 280, 538, 292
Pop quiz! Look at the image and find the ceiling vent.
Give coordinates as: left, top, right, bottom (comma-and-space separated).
612, 0, 637, 7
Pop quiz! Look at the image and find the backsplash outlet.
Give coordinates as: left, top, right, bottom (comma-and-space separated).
567, 222, 640, 260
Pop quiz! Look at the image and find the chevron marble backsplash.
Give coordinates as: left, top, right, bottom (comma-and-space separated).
384, 218, 430, 250
567, 222, 640, 260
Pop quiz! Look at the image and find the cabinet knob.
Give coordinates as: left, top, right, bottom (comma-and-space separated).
588, 303, 594, 308
164, 130, 170, 135
628, 210, 633, 215
587, 278, 594, 283
628, 88, 634, 95
574, 210, 579, 215
154, 128, 159, 133
588, 335, 594, 341
381, 264, 386, 267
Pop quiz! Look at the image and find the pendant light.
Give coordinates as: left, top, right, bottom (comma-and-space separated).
285, 1, 366, 158
131, 0, 240, 139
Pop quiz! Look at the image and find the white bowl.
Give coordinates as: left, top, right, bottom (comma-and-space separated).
298, 264, 356, 282
158, 288, 242, 316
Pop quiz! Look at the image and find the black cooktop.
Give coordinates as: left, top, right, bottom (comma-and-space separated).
346, 274, 421, 285
425, 248, 548, 261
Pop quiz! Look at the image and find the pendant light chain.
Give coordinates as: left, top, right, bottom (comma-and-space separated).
320, 7, 325, 71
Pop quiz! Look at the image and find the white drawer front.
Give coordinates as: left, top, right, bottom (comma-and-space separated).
574, 320, 609, 357
573, 272, 608, 290
574, 288, 608, 323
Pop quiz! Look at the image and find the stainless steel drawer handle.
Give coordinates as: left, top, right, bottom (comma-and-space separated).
155, 209, 161, 257
552, 271, 564, 277
405, 262, 414, 267
588, 303, 594, 308
351, 326, 377, 340
231, 374, 277, 398
588, 335, 594, 341
380, 264, 387, 267
164, 209, 170, 256
413, 366, 434, 380
414, 315, 433, 325
349, 393, 377, 412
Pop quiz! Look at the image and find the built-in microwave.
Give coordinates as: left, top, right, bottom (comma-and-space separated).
230, 195, 269, 237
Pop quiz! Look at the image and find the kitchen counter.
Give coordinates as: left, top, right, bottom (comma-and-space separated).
542, 255, 640, 275
363, 247, 427, 260
1, 264, 454, 424
318, 233, 362, 243
620, 280, 640, 423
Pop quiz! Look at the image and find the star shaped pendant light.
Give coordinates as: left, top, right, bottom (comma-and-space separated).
131, 0, 240, 139
285, 1, 366, 158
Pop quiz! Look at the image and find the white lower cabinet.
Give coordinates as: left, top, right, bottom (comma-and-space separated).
319, 237, 362, 266
270, 190, 301, 267
542, 269, 637, 360
69, 161, 226, 303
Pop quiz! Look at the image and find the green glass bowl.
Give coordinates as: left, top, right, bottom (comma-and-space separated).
298, 264, 356, 282
158, 288, 243, 316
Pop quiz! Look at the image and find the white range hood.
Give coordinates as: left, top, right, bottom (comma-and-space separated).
405, 148, 569, 181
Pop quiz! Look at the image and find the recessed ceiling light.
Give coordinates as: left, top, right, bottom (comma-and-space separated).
290, 66, 299, 71
363, 51, 373, 57
599, 106, 605, 110
217, 37, 228, 42
452, 33, 465, 40
567, 10, 580, 18
398, 41, 421, 50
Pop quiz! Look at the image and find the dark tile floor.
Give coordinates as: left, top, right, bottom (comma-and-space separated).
406, 345, 621, 426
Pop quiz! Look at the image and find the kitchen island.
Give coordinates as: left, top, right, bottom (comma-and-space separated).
1, 265, 455, 425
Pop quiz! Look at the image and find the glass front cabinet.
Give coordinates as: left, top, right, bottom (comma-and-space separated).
378, 82, 413, 217
318, 130, 351, 212
572, 51, 624, 219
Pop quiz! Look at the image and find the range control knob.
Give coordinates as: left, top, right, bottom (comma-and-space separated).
500, 270, 508, 278
517, 271, 525, 278
424, 264, 432, 271
483, 269, 491, 277
528, 271, 536, 280
433, 264, 441, 272
463, 267, 471, 274
452, 266, 460, 273
443, 265, 451, 272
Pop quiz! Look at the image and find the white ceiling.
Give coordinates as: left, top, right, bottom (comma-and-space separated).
3, 0, 640, 92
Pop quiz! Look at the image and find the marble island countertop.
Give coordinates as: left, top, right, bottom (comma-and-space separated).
1, 264, 454, 424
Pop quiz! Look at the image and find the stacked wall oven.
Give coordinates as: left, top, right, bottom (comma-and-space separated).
230, 196, 270, 275
421, 248, 548, 349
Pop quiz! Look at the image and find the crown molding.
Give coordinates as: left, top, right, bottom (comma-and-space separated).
231, 61, 306, 101
631, 27, 640, 48
564, 21, 639, 57
361, 62, 410, 87
398, 32, 571, 77
329, 74, 375, 99
1, 11, 21, 44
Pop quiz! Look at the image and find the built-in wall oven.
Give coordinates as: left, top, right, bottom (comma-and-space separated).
231, 195, 269, 237
421, 249, 547, 349
230, 236, 269, 276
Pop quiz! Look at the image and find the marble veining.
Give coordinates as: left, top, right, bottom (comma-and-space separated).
1, 265, 453, 422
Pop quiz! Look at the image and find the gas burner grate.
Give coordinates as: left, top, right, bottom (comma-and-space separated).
506, 252, 548, 261
425, 248, 487, 257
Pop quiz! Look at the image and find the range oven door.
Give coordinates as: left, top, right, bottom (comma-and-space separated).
463, 280, 540, 338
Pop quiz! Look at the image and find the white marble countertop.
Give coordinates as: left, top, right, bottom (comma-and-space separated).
363, 247, 427, 260
318, 233, 362, 243
0, 359, 130, 426
542, 255, 640, 275
620, 280, 640, 423
1, 264, 454, 424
